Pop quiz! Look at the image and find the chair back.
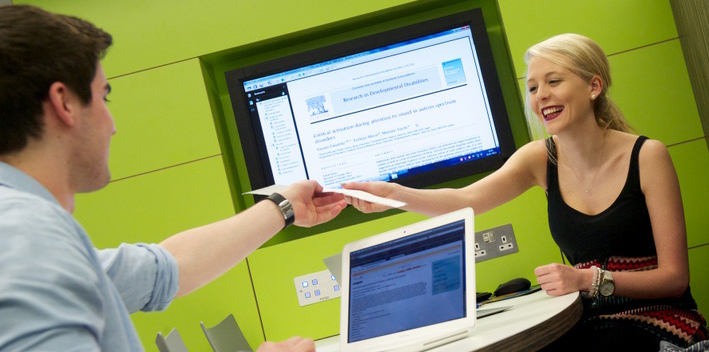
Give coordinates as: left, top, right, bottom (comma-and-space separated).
156, 328, 189, 352
201, 313, 252, 352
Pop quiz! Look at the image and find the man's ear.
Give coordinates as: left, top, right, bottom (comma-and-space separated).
46, 82, 79, 127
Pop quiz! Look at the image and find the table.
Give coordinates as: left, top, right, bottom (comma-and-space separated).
315, 290, 582, 352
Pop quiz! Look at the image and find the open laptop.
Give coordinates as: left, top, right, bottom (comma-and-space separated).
339, 208, 477, 352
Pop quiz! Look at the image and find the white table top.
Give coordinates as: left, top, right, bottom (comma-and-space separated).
315, 290, 582, 352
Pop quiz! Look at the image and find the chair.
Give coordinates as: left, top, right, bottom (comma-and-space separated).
156, 328, 189, 352
201, 313, 253, 352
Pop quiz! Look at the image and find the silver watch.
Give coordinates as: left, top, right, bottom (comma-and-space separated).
599, 270, 615, 297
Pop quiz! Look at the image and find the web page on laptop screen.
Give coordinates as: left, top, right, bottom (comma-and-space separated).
348, 220, 466, 343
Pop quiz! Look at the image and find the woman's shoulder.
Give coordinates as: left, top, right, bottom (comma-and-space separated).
514, 139, 548, 162
504, 139, 549, 188
607, 131, 666, 155
519, 138, 549, 152
610, 131, 673, 175
637, 137, 671, 166
611, 131, 669, 158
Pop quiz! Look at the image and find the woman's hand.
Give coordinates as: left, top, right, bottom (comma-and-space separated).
342, 181, 399, 213
534, 263, 591, 296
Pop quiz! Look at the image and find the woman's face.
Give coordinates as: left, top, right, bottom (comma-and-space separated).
526, 57, 596, 135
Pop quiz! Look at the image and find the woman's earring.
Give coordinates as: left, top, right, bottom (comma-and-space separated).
591, 94, 596, 100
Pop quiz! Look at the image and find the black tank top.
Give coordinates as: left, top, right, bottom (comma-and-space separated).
546, 136, 656, 265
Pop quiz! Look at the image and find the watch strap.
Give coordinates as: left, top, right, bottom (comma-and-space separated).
265, 192, 295, 228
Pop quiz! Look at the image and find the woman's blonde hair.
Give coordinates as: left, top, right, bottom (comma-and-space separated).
523, 33, 633, 140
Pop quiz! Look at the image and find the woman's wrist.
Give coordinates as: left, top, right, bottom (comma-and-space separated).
582, 266, 602, 298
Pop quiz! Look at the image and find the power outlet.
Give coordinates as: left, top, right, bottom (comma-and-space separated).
474, 224, 518, 262
293, 269, 342, 307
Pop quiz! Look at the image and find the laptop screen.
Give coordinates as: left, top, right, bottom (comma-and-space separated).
347, 220, 467, 343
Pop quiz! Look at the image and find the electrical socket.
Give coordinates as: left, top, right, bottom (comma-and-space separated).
293, 269, 342, 307
474, 224, 518, 262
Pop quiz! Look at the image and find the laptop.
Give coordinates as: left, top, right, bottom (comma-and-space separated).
339, 208, 477, 352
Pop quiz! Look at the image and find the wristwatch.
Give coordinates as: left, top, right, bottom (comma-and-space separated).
599, 270, 615, 297
265, 192, 295, 228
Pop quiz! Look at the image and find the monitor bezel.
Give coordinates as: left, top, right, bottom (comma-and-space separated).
225, 8, 516, 192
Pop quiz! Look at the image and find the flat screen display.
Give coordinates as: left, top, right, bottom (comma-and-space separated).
226, 9, 515, 191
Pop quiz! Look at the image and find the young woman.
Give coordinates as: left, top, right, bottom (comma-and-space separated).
343, 33, 707, 350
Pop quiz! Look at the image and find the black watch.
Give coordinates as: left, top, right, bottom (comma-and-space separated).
265, 193, 295, 228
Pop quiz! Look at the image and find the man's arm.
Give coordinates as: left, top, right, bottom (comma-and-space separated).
159, 180, 346, 297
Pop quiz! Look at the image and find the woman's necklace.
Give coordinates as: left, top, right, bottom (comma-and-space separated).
564, 133, 606, 196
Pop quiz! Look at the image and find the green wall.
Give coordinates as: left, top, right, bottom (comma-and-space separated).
20, 0, 709, 350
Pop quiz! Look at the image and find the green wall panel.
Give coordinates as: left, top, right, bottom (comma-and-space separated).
498, 0, 678, 79
106, 59, 220, 180
249, 187, 559, 341
19, 0, 416, 78
669, 139, 709, 248
688, 245, 709, 314
610, 40, 703, 144
74, 157, 233, 246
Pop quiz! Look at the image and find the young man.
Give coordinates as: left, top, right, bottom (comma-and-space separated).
0, 5, 347, 351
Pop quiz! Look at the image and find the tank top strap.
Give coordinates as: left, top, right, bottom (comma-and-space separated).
627, 135, 649, 192
545, 137, 558, 193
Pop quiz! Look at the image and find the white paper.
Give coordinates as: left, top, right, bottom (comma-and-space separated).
326, 188, 406, 208
244, 185, 406, 208
243, 185, 288, 196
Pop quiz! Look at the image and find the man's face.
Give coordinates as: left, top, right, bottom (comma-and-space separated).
70, 62, 116, 193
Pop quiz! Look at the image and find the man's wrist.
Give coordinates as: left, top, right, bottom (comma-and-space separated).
264, 193, 295, 229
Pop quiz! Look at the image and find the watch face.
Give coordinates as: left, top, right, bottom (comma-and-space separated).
600, 282, 615, 296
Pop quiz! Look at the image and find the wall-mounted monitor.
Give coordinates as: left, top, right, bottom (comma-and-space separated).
226, 8, 516, 192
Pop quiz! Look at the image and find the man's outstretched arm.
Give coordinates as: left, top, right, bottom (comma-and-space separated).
159, 180, 346, 297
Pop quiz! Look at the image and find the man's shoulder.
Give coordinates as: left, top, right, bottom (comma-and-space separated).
1, 186, 89, 255
1, 185, 74, 225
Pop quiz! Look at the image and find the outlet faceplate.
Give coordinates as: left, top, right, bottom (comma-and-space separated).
474, 224, 518, 262
293, 269, 342, 307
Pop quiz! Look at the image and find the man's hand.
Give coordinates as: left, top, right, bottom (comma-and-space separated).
534, 263, 589, 296
341, 181, 397, 213
280, 180, 347, 228
256, 336, 315, 352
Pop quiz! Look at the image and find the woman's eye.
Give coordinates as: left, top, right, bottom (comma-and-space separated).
528, 86, 537, 93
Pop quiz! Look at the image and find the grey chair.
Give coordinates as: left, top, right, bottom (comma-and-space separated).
156, 328, 189, 352
200, 313, 252, 352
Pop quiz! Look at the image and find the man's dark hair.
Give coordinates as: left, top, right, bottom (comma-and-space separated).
0, 5, 112, 155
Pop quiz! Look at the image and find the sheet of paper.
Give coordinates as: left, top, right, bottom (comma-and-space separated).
243, 184, 287, 196
326, 188, 406, 208
244, 185, 406, 208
